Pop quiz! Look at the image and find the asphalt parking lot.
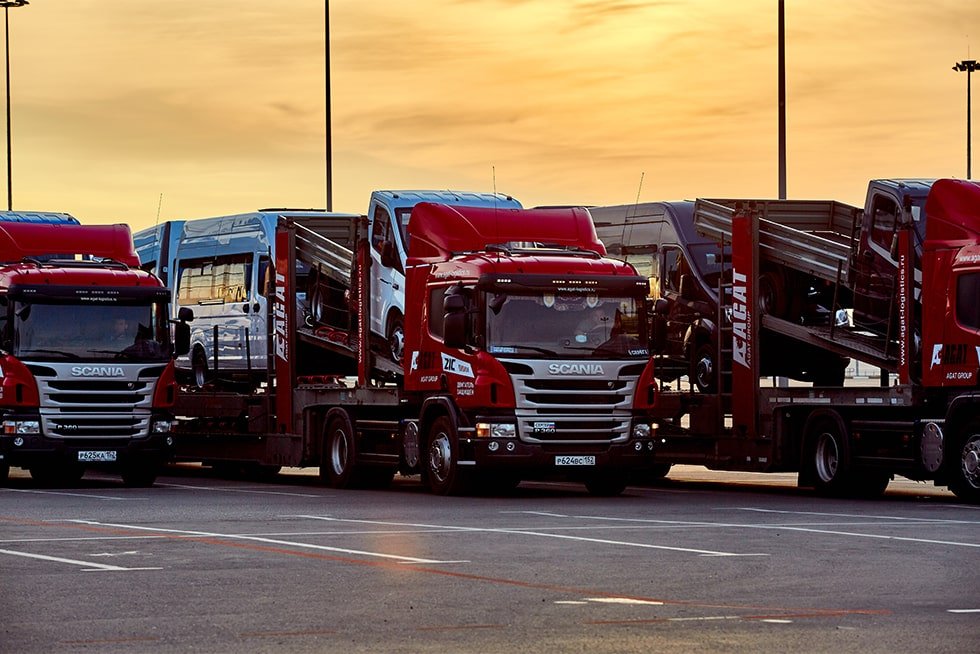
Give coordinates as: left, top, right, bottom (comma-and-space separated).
1, 465, 977, 653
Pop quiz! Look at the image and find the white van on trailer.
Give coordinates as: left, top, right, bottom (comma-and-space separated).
135, 209, 358, 387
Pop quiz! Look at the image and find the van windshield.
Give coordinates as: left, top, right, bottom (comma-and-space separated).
688, 243, 731, 293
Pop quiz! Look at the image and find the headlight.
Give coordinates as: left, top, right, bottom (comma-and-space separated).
476, 422, 517, 438
632, 423, 652, 439
152, 419, 174, 434
4, 420, 39, 435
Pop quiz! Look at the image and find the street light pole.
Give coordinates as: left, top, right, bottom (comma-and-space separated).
953, 59, 977, 180
1, 0, 27, 212
777, 0, 786, 199
324, 0, 332, 211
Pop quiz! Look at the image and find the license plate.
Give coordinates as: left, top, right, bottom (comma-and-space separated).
555, 455, 596, 466
78, 450, 117, 463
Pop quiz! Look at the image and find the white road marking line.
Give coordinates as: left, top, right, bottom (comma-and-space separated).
66, 519, 458, 564
737, 507, 979, 524
0, 536, 166, 544
291, 515, 767, 557
585, 597, 664, 606
89, 551, 141, 558
759, 619, 793, 624
947, 609, 980, 613
155, 483, 322, 497
516, 512, 980, 549
0, 548, 160, 572
554, 601, 589, 605
0, 488, 140, 501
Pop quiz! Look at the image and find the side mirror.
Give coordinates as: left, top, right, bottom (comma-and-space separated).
178, 307, 194, 322
653, 297, 670, 316
174, 322, 191, 356
443, 294, 467, 348
380, 241, 399, 269
679, 274, 697, 301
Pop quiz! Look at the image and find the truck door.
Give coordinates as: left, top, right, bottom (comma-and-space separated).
853, 192, 901, 333
248, 254, 271, 370
369, 204, 403, 339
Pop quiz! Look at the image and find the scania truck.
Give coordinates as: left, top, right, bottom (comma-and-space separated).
0, 221, 187, 486
170, 203, 660, 495
641, 178, 980, 503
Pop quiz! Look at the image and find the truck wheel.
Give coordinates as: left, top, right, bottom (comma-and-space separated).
647, 463, 672, 481
758, 272, 786, 317
321, 413, 359, 489
806, 416, 851, 495
387, 314, 405, 365
691, 342, 717, 393
30, 462, 85, 487
425, 416, 468, 495
845, 471, 891, 498
584, 473, 628, 496
121, 461, 159, 487
949, 424, 980, 503
192, 347, 210, 389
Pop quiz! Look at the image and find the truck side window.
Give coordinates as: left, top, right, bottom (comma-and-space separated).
663, 248, 682, 293
957, 273, 980, 330
870, 196, 898, 252
372, 207, 391, 254
428, 287, 446, 339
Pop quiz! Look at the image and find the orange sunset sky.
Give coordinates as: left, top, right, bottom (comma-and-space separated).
6, 1, 979, 229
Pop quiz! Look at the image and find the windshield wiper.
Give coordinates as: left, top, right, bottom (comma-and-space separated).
19, 348, 80, 359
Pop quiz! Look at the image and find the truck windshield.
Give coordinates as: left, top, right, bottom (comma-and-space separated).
485, 293, 648, 359
12, 302, 171, 361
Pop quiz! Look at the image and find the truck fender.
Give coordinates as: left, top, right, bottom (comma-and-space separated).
682, 320, 716, 356
798, 408, 849, 486
418, 396, 465, 438
942, 393, 980, 478
319, 406, 356, 462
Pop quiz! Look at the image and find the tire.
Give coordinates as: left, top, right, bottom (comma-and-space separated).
321, 413, 359, 489
806, 416, 851, 495
121, 460, 159, 487
29, 462, 85, 487
584, 473, 628, 497
192, 347, 210, 389
758, 271, 786, 317
425, 415, 468, 496
647, 463, 672, 481
691, 342, 717, 394
949, 424, 980, 504
846, 471, 891, 498
387, 313, 405, 365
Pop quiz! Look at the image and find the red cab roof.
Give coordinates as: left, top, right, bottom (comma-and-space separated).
924, 178, 980, 243
0, 222, 139, 267
407, 203, 606, 261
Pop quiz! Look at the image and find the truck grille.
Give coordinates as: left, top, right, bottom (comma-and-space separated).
507, 360, 637, 445
28, 365, 157, 440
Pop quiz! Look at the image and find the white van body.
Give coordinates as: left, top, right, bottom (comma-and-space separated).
366, 190, 522, 361
135, 210, 357, 385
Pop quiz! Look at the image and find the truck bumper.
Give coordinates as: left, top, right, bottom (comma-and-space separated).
457, 436, 659, 477
0, 412, 176, 470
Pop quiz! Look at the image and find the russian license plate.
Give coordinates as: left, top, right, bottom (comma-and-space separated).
555, 455, 596, 466
78, 450, 117, 463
